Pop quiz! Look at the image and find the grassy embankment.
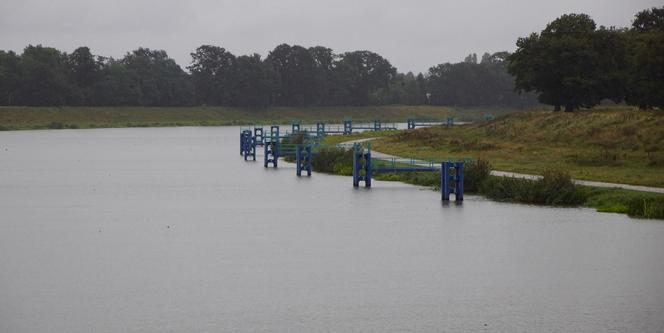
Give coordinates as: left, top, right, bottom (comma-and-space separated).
320, 106, 664, 219
0, 105, 518, 130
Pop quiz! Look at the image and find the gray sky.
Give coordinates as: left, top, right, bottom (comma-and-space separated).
0, 0, 660, 73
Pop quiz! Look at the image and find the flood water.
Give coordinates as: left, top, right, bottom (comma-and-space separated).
1, 127, 663, 332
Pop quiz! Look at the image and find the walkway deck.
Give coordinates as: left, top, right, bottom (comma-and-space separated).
339, 138, 664, 194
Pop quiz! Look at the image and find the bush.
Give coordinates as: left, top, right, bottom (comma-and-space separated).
48, 122, 64, 129
463, 159, 492, 192
311, 147, 353, 174
627, 197, 664, 219
479, 169, 584, 206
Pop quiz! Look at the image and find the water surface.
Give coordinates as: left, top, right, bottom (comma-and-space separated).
1, 127, 663, 332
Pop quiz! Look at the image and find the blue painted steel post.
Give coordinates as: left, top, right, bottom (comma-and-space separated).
240, 132, 244, 155
292, 122, 300, 133
243, 133, 246, 158
241, 130, 251, 156
305, 145, 312, 176
295, 145, 302, 176
407, 118, 415, 129
244, 134, 256, 161
455, 162, 464, 201
441, 162, 450, 201
373, 120, 381, 131
264, 143, 269, 167
365, 149, 372, 187
343, 119, 353, 135
254, 127, 264, 146
264, 140, 279, 168
352, 144, 360, 187
271, 125, 280, 139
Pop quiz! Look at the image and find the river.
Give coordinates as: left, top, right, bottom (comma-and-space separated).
1, 127, 663, 332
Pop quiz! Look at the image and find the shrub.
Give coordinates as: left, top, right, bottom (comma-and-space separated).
627, 197, 664, 219
48, 122, 64, 129
463, 159, 492, 192
479, 169, 584, 206
311, 147, 353, 174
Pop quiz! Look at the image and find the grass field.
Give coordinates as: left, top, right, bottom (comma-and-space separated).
0, 105, 521, 130
370, 106, 664, 188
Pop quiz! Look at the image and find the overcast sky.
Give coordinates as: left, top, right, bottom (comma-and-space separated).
0, 0, 660, 73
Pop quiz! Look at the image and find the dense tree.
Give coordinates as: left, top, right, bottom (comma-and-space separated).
2, 7, 659, 111
333, 51, 396, 105
228, 54, 277, 107
0, 50, 22, 105
266, 44, 321, 106
426, 52, 535, 107
371, 72, 427, 105
67, 47, 103, 105
122, 48, 194, 106
188, 45, 235, 105
626, 7, 664, 109
508, 14, 629, 111
93, 59, 142, 106
632, 7, 664, 32
308, 46, 336, 105
18, 45, 73, 106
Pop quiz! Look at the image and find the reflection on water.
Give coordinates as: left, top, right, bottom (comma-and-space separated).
1, 127, 663, 332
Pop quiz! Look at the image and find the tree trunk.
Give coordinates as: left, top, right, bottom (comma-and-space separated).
553, 104, 561, 112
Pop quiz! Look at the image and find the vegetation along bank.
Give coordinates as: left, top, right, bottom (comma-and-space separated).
320, 107, 664, 220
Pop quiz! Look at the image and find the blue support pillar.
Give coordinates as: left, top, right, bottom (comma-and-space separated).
264, 140, 279, 168
243, 133, 256, 161
240, 130, 252, 156
352, 147, 360, 187
441, 162, 451, 201
295, 145, 312, 176
365, 150, 372, 187
441, 161, 464, 201
295, 145, 302, 176
305, 145, 312, 176
352, 143, 372, 187
343, 119, 353, 135
254, 127, 264, 146
316, 122, 325, 136
373, 120, 381, 131
270, 125, 280, 143
455, 162, 464, 201
240, 131, 244, 155
407, 118, 415, 129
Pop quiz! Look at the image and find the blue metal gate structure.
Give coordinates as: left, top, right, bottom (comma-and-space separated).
352, 143, 465, 201
239, 120, 467, 201
407, 117, 455, 129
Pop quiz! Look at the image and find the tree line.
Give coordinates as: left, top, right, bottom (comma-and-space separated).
508, 6, 664, 111
0, 43, 535, 108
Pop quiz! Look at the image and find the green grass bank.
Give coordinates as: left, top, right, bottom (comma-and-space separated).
370, 106, 664, 188
0, 105, 518, 131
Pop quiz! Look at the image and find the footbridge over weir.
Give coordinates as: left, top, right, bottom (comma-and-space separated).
239, 124, 466, 201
